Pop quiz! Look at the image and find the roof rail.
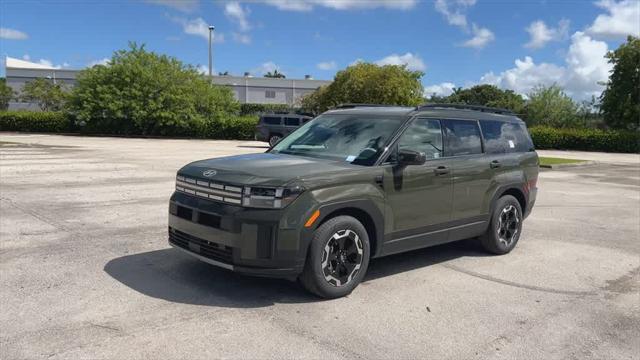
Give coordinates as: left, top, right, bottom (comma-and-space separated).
334, 103, 408, 109
417, 103, 514, 115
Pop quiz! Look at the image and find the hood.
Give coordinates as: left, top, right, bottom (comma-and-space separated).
178, 153, 358, 187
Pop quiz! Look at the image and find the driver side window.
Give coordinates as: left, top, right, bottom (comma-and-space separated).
397, 119, 444, 160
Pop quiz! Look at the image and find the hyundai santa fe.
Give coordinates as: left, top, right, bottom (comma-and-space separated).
168, 104, 539, 298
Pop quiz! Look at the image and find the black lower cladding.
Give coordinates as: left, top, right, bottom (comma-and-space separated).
169, 227, 233, 264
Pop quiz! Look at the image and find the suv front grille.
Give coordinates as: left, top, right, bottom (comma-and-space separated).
169, 228, 233, 264
175, 175, 243, 205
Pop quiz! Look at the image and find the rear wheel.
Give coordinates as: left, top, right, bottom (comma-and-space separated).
268, 134, 282, 147
299, 215, 370, 298
480, 195, 523, 255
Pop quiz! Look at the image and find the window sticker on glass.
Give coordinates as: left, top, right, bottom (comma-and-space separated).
345, 155, 356, 162
508, 140, 515, 148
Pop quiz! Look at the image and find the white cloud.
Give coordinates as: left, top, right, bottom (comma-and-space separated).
232, 32, 252, 44
461, 24, 495, 49
434, 1, 493, 50
587, 0, 640, 39
479, 32, 612, 100
0, 27, 28, 40
22, 54, 31, 60
225, 2, 251, 32
171, 17, 224, 42
263, 0, 417, 11
524, 19, 570, 49
374, 52, 426, 71
252, 61, 284, 76
88, 58, 110, 67
434, 0, 476, 29
317, 61, 337, 70
424, 82, 457, 98
145, 0, 198, 13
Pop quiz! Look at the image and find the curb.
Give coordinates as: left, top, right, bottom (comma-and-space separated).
539, 160, 598, 169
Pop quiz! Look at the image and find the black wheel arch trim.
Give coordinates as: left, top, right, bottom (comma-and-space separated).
490, 183, 528, 217
300, 199, 385, 259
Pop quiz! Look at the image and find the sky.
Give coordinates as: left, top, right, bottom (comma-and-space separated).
1, 0, 638, 101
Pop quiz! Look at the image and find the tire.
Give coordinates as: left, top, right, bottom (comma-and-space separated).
299, 215, 370, 299
480, 195, 523, 255
268, 134, 282, 147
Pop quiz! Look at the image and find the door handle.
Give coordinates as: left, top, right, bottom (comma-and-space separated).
490, 160, 502, 169
434, 166, 450, 175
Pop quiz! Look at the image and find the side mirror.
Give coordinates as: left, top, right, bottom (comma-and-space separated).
397, 149, 426, 166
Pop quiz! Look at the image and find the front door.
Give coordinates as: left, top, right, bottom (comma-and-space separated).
382, 118, 453, 254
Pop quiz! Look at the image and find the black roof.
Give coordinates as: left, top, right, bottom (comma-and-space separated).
325, 103, 523, 122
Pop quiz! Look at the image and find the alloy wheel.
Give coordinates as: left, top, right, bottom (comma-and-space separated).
321, 229, 363, 287
497, 204, 519, 246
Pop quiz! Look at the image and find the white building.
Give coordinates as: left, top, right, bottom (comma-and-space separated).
4, 57, 331, 110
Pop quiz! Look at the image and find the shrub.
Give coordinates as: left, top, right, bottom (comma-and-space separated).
530, 127, 639, 153
239, 103, 291, 115
205, 115, 259, 140
68, 43, 239, 136
0, 111, 71, 132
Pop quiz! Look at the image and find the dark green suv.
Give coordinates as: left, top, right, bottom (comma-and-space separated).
169, 104, 538, 298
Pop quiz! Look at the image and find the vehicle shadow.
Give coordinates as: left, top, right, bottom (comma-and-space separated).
104, 238, 489, 308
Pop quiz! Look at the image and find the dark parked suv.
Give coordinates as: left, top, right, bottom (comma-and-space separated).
255, 113, 313, 146
169, 104, 538, 298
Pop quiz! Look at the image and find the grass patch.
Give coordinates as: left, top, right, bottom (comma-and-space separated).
539, 157, 587, 166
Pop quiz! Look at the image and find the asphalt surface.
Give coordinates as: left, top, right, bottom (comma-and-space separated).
1, 133, 639, 360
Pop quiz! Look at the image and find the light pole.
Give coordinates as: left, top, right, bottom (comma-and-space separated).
208, 25, 215, 80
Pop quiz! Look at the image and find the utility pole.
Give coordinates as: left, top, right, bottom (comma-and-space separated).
208, 25, 215, 81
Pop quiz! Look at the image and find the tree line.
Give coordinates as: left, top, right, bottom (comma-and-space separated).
299, 35, 638, 131
1, 36, 637, 132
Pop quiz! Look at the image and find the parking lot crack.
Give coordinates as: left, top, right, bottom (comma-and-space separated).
441, 263, 597, 296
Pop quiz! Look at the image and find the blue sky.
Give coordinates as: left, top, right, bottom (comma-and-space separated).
1, 0, 638, 100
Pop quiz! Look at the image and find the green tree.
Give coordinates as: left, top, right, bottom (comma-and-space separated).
300, 62, 424, 113
444, 84, 526, 114
20, 78, 68, 111
525, 85, 580, 127
68, 43, 239, 135
264, 69, 286, 78
0, 78, 14, 110
600, 36, 640, 130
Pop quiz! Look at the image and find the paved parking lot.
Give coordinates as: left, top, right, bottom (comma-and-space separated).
1, 133, 638, 359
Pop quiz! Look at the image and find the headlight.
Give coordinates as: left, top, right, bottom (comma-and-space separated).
242, 185, 305, 209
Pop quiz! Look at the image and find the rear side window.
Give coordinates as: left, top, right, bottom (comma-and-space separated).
442, 120, 483, 156
284, 117, 300, 126
480, 121, 534, 153
262, 117, 281, 125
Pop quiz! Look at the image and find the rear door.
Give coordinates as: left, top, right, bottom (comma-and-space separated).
382, 118, 453, 253
283, 117, 301, 136
441, 119, 493, 227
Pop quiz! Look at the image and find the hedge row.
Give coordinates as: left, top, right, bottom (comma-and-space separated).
529, 126, 639, 153
1, 111, 638, 152
239, 103, 291, 116
0, 111, 259, 140
0, 111, 71, 132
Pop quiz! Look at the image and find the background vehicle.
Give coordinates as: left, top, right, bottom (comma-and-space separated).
255, 113, 313, 146
170, 104, 538, 298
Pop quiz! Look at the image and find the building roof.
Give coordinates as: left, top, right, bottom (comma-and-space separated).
6, 56, 61, 70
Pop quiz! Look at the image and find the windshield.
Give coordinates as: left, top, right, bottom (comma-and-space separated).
270, 114, 406, 166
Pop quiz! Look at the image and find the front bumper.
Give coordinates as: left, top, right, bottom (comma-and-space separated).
168, 192, 310, 278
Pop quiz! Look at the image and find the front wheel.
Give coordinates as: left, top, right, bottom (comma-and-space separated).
479, 195, 523, 255
299, 215, 370, 298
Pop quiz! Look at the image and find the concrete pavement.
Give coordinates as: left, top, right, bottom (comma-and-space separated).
1, 133, 638, 359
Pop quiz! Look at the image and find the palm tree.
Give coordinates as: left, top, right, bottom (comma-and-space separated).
264, 69, 286, 78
